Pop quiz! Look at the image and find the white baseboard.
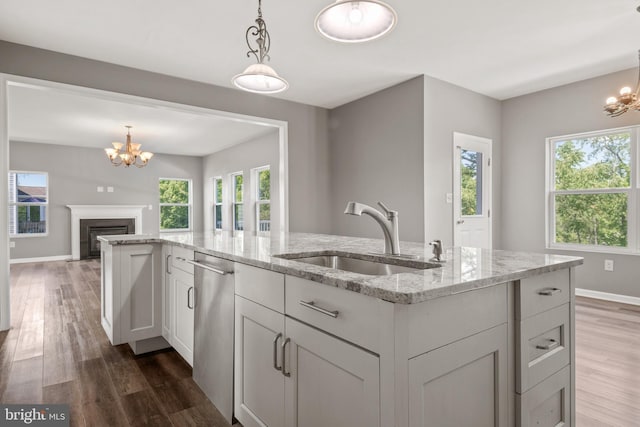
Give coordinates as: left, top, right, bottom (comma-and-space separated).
10, 255, 72, 264
575, 288, 640, 306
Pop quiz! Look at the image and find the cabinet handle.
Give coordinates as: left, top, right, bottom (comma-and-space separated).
299, 300, 339, 318
536, 338, 559, 351
281, 337, 291, 377
273, 333, 283, 372
537, 287, 561, 296
187, 287, 194, 309
166, 254, 172, 274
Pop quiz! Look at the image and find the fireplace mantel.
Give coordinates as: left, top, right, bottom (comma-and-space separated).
67, 205, 145, 260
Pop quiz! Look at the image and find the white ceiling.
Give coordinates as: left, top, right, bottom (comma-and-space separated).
2, 0, 640, 109
8, 84, 278, 156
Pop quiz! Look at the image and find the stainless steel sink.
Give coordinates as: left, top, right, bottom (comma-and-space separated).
274, 252, 438, 276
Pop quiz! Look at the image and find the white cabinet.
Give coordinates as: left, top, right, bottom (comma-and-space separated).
408, 324, 508, 427
171, 267, 194, 365
100, 242, 163, 346
234, 264, 381, 427
161, 244, 195, 366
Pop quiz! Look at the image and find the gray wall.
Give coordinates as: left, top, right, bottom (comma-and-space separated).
0, 40, 332, 235
423, 76, 503, 248
502, 68, 640, 298
203, 131, 280, 233
9, 141, 203, 259
328, 77, 425, 243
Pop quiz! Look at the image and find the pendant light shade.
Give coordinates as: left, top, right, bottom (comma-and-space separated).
232, 63, 289, 94
315, 0, 397, 43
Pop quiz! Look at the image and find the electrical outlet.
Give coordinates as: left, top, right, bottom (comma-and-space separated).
148, 205, 153, 210
604, 259, 614, 272
9, 241, 15, 248
97, 186, 104, 193
107, 186, 114, 193
446, 193, 453, 204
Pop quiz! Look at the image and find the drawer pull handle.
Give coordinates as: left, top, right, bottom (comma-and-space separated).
281, 337, 291, 377
536, 339, 559, 351
187, 287, 194, 309
537, 287, 561, 296
299, 300, 339, 318
273, 333, 283, 372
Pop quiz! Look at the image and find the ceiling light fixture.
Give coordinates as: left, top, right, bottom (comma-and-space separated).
232, 0, 288, 94
315, 0, 398, 43
604, 50, 640, 117
104, 126, 154, 168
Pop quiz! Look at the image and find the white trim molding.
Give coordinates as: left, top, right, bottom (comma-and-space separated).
575, 288, 640, 307
10, 255, 72, 265
67, 205, 145, 260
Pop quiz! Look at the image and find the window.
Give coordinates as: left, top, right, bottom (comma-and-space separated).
8, 171, 48, 237
231, 172, 243, 231
255, 166, 271, 232
547, 127, 637, 253
213, 177, 223, 230
159, 178, 191, 231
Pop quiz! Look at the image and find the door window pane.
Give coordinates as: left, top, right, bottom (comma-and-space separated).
461, 150, 483, 216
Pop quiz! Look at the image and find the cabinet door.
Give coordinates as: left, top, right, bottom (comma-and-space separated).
171, 268, 194, 366
119, 244, 162, 344
408, 324, 508, 427
161, 244, 172, 341
235, 296, 285, 427
284, 317, 380, 427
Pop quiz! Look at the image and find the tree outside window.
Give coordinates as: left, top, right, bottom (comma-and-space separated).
256, 167, 270, 232
214, 177, 223, 230
232, 173, 244, 231
159, 178, 191, 231
8, 171, 48, 236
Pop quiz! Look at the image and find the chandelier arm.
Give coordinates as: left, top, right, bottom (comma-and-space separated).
245, 25, 261, 62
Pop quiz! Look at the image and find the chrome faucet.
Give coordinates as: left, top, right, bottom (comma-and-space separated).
344, 201, 400, 255
429, 239, 444, 262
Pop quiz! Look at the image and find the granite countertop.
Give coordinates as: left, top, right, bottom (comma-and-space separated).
98, 232, 583, 304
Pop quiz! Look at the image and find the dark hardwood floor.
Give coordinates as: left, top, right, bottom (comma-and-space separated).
2, 260, 639, 426
1, 260, 230, 426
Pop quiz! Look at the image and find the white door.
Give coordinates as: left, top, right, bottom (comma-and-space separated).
453, 132, 492, 248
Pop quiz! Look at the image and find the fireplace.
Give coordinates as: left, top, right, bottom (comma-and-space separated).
67, 205, 145, 260
80, 218, 135, 259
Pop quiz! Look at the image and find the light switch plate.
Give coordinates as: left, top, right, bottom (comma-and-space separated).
107, 186, 114, 193
604, 259, 614, 272
9, 241, 15, 248
97, 186, 104, 192
446, 193, 453, 204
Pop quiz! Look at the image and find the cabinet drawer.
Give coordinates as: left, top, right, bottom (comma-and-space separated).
516, 269, 569, 320
285, 276, 384, 353
517, 304, 570, 393
517, 366, 570, 427
172, 246, 195, 275
235, 262, 285, 313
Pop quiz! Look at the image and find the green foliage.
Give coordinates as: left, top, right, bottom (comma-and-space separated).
554, 133, 630, 247
258, 169, 270, 201
461, 150, 480, 215
159, 179, 190, 230
234, 175, 243, 203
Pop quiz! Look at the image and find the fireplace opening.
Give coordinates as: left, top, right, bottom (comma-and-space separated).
80, 218, 135, 259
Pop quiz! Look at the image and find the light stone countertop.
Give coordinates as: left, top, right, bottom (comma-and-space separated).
98, 231, 583, 304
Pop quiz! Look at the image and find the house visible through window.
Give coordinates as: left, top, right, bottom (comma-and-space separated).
159, 178, 191, 231
214, 177, 222, 230
8, 171, 48, 237
232, 172, 243, 231
255, 166, 270, 232
547, 127, 637, 253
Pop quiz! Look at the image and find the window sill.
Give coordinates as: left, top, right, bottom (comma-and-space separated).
10, 233, 48, 239
547, 244, 640, 257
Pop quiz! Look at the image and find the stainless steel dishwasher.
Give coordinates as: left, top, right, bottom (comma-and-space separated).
187, 252, 235, 424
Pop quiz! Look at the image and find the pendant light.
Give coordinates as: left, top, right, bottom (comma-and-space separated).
232, 0, 289, 94
315, 0, 398, 43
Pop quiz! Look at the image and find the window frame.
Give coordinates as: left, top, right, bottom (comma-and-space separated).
546, 126, 638, 255
8, 170, 49, 238
254, 165, 271, 233
231, 172, 244, 231
159, 177, 192, 232
213, 176, 223, 231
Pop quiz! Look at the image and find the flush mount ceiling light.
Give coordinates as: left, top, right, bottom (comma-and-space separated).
232, 0, 288, 94
604, 50, 640, 117
104, 126, 154, 168
315, 0, 398, 43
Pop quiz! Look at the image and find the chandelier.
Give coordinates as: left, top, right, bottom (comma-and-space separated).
604, 50, 640, 117
232, 0, 289, 94
315, 0, 397, 43
104, 126, 154, 168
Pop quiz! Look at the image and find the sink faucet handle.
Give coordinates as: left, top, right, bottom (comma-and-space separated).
377, 201, 397, 218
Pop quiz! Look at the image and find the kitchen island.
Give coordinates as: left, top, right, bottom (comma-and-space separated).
99, 231, 583, 427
